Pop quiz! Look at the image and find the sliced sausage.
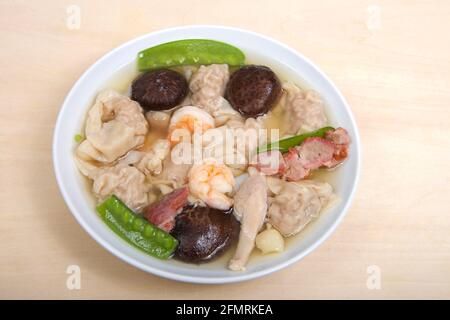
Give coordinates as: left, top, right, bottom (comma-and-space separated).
297, 137, 335, 169
145, 187, 189, 232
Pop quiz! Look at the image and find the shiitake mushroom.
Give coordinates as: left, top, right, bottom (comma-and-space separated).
171, 205, 239, 263
225, 65, 281, 117
131, 69, 188, 111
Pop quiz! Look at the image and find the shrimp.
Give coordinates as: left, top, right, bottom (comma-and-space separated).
188, 158, 235, 210
168, 106, 214, 145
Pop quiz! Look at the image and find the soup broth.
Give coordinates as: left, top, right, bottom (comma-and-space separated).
77, 49, 343, 269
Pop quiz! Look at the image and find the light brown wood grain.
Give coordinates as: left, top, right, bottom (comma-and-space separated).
0, 0, 449, 299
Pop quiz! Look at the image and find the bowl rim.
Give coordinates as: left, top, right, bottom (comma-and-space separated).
53, 25, 361, 284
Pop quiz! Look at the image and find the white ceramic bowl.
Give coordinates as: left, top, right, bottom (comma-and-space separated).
53, 25, 360, 284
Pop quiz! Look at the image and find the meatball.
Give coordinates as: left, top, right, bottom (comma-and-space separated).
225, 65, 281, 117
171, 205, 239, 263
131, 69, 188, 111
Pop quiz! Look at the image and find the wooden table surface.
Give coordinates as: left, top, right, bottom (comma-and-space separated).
1, 0, 449, 299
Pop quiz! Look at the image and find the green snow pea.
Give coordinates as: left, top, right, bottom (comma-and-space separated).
257, 126, 335, 154
137, 39, 245, 71
96, 195, 178, 259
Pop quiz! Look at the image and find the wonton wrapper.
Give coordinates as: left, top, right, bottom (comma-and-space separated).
76, 90, 148, 164
281, 82, 328, 135
267, 177, 334, 237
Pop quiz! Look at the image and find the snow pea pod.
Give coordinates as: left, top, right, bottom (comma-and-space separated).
96, 195, 178, 259
257, 126, 335, 154
137, 39, 245, 71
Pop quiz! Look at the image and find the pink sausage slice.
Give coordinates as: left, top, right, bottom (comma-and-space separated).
145, 186, 189, 232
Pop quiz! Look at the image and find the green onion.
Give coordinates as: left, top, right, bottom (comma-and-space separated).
257, 126, 335, 154
74, 134, 84, 143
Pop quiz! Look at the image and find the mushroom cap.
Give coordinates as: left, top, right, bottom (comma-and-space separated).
171, 205, 239, 263
225, 65, 281, 117
131, 69, 188, 111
